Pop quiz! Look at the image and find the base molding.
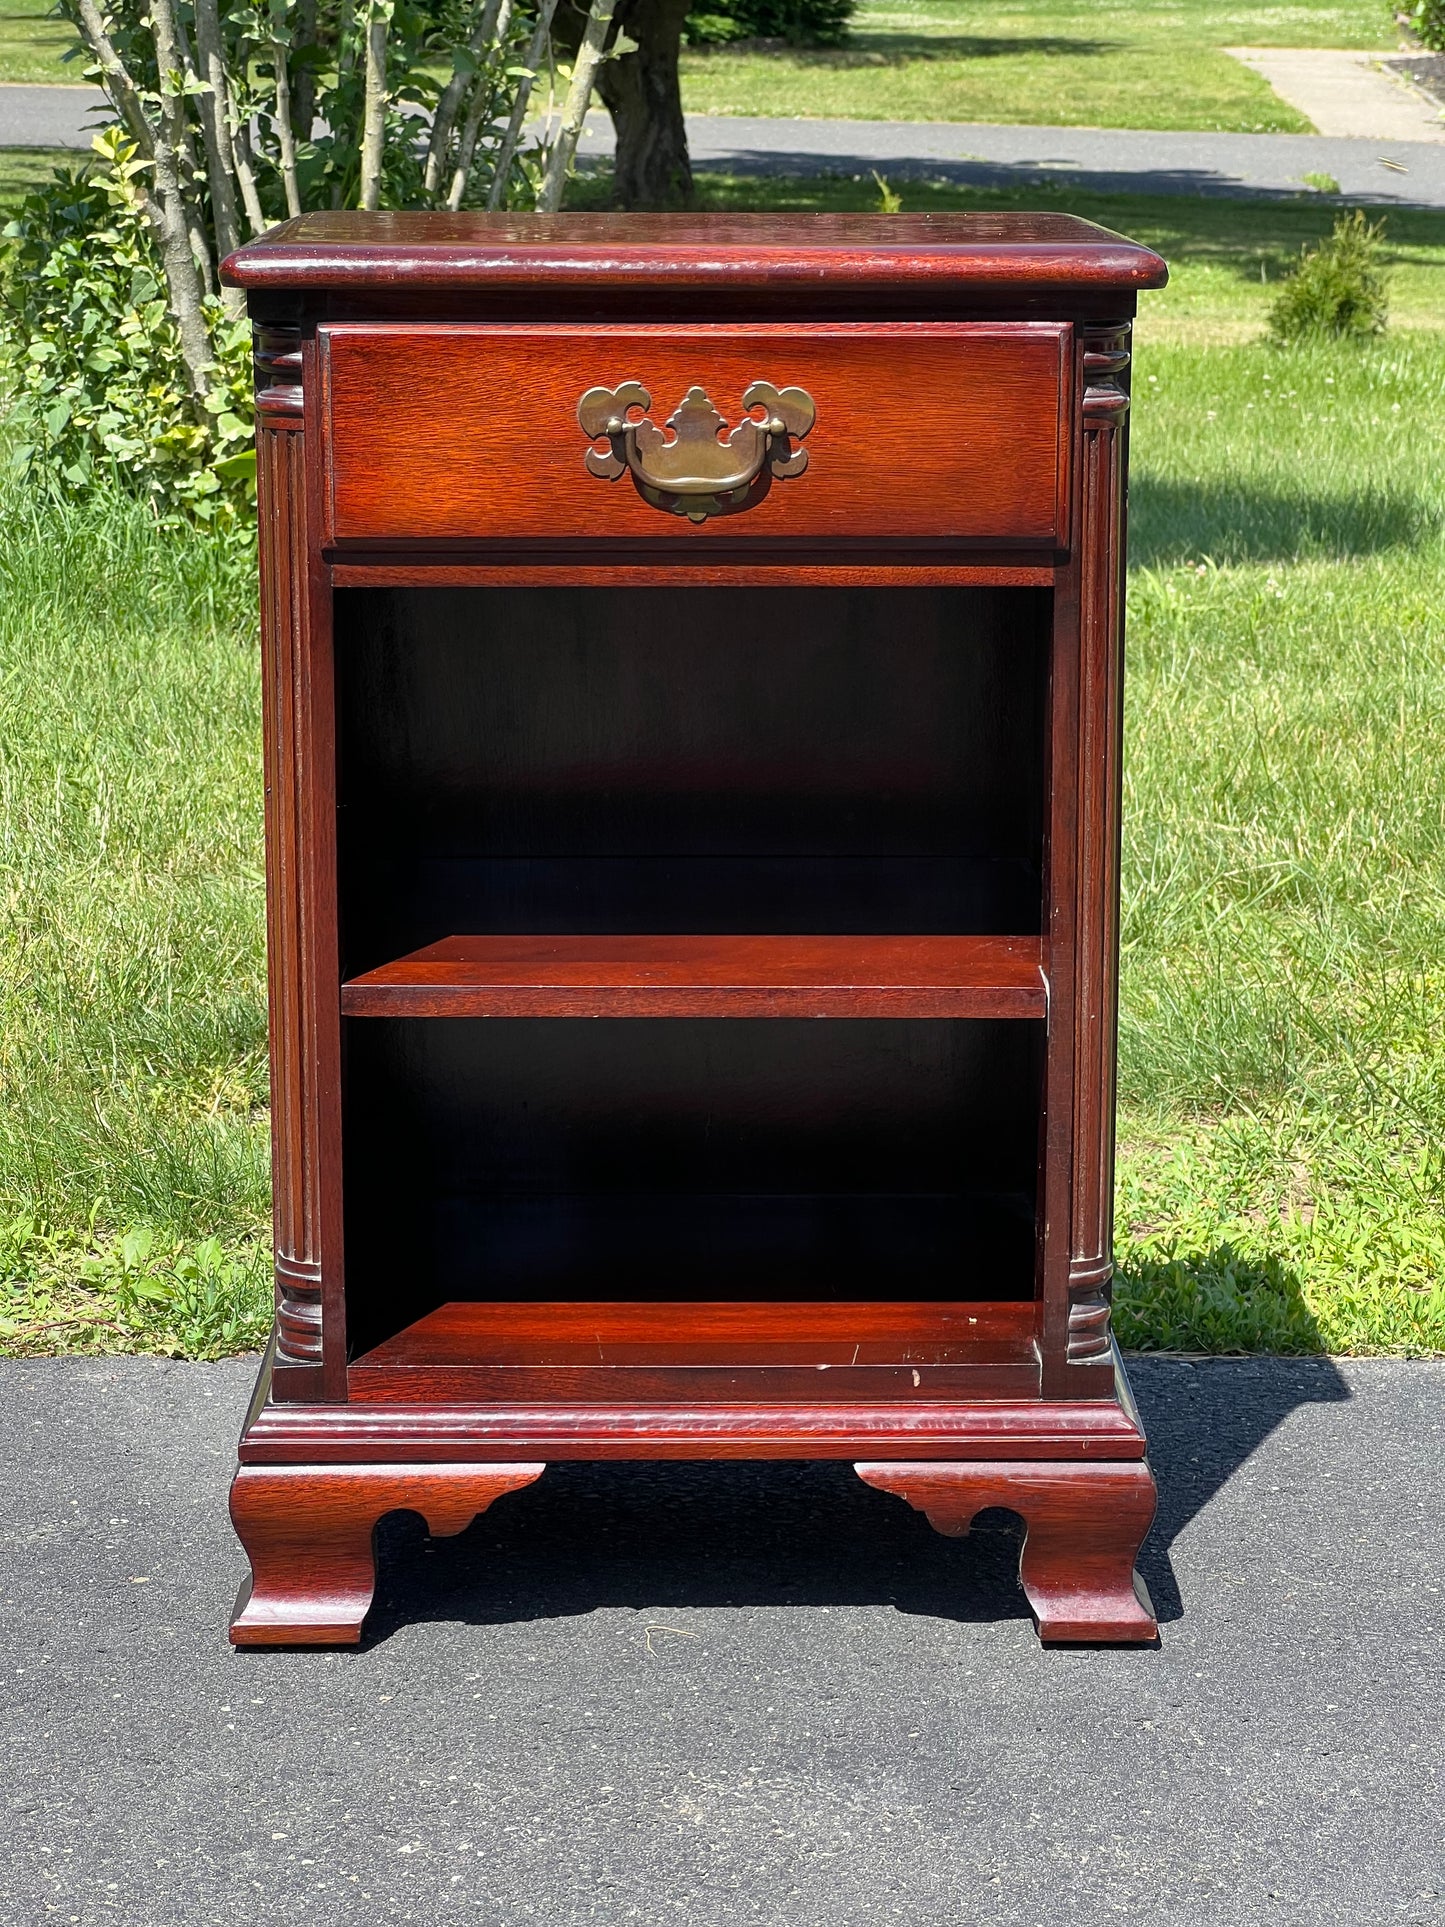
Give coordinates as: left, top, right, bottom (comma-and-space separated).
228, 1461, 545, 1647
856, 1457, 1158, 1643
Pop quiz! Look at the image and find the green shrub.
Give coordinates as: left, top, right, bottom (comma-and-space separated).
0, 132, 255, 536
686, 0, 854, 48
1268, 210, 1390, 344
0, 1217, 271, 1360
1408, 1, 1445, 54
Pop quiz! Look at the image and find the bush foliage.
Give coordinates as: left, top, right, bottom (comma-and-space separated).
686, 0, 854, 48
0, 0, 613, 526
1408, 1, 1445, 54
1268, 210, 1389, 345
1, 133, 255, 536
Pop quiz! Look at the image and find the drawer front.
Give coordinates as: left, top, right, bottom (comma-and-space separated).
318, 322, 1072, 547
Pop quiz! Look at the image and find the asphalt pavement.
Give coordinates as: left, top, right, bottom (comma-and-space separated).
5, 84, 1445, 206
1, 1353, 1441, 1925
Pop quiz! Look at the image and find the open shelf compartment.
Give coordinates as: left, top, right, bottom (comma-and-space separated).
335, 582, 1053, 1377
348, 1298, 1041, 1401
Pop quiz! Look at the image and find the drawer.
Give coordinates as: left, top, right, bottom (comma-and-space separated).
317, 322, 1072, 547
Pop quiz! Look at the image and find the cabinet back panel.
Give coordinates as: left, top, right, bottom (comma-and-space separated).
343, 1017, 1041, 1350
335, 585, 1048, 968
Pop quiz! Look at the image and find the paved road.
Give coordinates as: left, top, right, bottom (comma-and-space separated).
664, 114, 1445, 207
6, 83, 1445, 206
0, 82, 107, 149
1, 1353, 1441, 1925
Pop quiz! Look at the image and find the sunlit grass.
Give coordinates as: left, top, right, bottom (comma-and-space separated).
0, 477, 270, 1353
0, 0, 79, 86
679, 0, 1394, 130
1113, 331, 1445, 1355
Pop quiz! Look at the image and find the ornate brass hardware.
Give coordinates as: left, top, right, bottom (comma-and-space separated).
577, 380, 815, 523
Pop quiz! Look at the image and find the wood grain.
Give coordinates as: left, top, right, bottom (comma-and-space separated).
327, 559, 1058, 588
856, 1457, 1158, 1642
229, 1461, 544, 1645
341, 934, 1047, 1019
356, 1297, 1036, 1356
319, 323, 1071, 546
346, 1297, 1040, 1403
223, 210, 1169, 308
238, 1380, 1150, 1462
1065, 323, 1130, 1379
257, 423, 327, 1391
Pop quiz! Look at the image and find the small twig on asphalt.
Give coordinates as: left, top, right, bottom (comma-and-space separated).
643, 1624, 698, 1658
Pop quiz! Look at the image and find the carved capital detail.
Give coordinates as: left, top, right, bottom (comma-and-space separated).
275, 1255, 324, 1365
1067, 1263, 1114, 1362
1081, 322, 1131, 425
254, 324, 303, 424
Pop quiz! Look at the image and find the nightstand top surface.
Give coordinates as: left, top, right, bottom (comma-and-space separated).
223, 210, 1168, 298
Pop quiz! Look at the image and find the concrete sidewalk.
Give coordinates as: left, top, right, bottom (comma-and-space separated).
1, 1353, 1441, 1925
6, 85, 1445, 207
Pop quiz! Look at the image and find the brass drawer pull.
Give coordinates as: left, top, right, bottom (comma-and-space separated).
578, 380, 815, 523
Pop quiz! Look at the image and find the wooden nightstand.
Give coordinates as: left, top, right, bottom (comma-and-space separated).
223, 211, 1168, 1648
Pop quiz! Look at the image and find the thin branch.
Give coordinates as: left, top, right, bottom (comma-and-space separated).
269, 0, 303, 219
424, 0, 505, 199
444, 0, 514, 209
536, 0, 616, 212
293, 0, 318, 141
225, 63, 269, 237
85, 0, 213, 394
358, 0, 390, 212
333, 0, 357, 206
153, 0, 216, 296
191, 0, 243, 284
70, 0, 156, 159
483, 0, 558, 212
140, 93, 216, 389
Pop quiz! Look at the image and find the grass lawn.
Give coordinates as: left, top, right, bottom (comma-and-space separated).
1, 177, 1442, 1360
0, 0, 79, 85
680, 0, 1397, 131
0, 145, 80, 208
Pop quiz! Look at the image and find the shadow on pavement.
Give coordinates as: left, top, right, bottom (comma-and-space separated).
362, 1356, 1350, 1644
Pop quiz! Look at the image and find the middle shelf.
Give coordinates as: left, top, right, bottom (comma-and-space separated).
340, 933, 1048, 1020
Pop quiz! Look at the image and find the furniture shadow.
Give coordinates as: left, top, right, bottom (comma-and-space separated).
1130, 477, 1433, 567
1125, 1352, 1350, 1622
364, 1354, 1349, 1643
701, 34, 1123, 66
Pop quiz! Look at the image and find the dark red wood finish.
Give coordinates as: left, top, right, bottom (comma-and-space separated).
347, 1297, 1041, 1402
230, 1461, 544, 1645
856, 1459, 1158, 1642
341, 934, 1047, 1019
225, 213, 1165, 1648
223, 210, 1168, 316
320, 322, 1071, 546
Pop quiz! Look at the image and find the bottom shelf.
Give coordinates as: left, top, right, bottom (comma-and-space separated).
348, 1299, 1041, 1403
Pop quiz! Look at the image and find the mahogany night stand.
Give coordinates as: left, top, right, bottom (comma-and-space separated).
221, 210, 1168, 1647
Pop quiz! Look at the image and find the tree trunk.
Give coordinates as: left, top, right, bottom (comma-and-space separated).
592, 0, 693, 209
